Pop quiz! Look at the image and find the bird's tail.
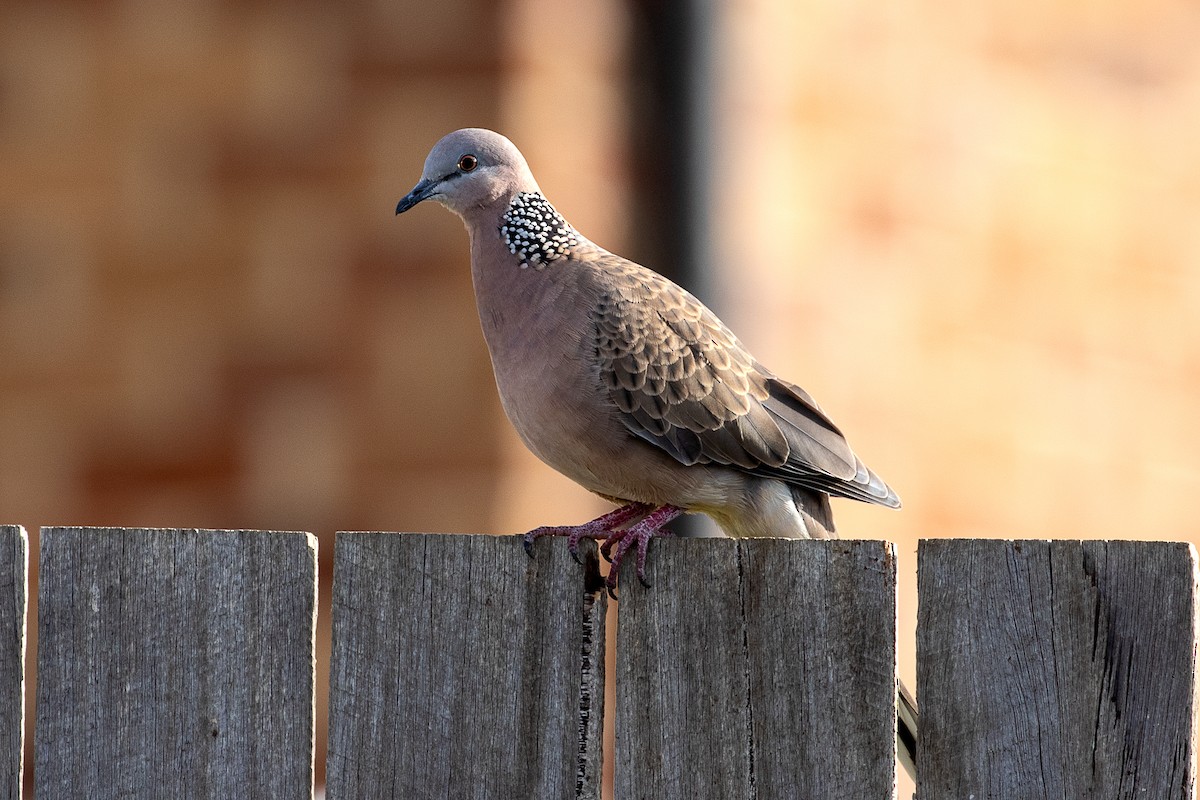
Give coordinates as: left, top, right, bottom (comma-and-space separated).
897, 678, 918, 781
790, 487, 837, 539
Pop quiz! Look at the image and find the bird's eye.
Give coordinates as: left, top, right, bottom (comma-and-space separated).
458, 154, 478, 172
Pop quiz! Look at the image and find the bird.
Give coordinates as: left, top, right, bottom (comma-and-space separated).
395, 128, 916, 777
395, 127, 901, 580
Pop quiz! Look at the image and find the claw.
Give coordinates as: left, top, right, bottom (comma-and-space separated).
599, 505, 683, 594
525, 524, 595, 567
566, 527, 594, 564
521, 503, 683, 594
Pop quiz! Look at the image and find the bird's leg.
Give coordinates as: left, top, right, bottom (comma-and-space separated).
601, 504, 684, 596
523, 502, 655, 563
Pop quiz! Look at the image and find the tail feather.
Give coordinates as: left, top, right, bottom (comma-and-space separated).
791, 487, 837, 539
898, 678, 918, 781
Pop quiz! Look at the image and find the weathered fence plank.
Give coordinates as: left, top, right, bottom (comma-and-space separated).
615, 538, 897, 799
35, 527, 317, 800
0, 527, 25, 800
326, 532, 607, 800
918, 539, 1198, 799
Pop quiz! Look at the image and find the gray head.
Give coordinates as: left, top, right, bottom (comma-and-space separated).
396, 129, 540, 218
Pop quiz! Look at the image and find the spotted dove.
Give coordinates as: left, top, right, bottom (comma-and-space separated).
396, 128, 916, 777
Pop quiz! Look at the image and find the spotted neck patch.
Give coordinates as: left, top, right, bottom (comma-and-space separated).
499, 192, 579, 269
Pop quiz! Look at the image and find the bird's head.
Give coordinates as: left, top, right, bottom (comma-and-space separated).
396, 128, 538, 218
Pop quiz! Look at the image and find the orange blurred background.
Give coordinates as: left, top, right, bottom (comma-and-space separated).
3, 0, 1199, 796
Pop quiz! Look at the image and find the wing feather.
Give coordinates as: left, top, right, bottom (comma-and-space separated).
591, 253, 899, 508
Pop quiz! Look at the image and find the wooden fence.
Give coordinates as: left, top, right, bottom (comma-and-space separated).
0, 525, 1193, 798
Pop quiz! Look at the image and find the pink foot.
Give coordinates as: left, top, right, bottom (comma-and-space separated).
523, 503, 684, 596
523, 503, 654, 563
599, 505, 683, 596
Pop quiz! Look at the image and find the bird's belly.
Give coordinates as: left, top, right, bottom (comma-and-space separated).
495, 363, 740, 510
496, 366, 629, 491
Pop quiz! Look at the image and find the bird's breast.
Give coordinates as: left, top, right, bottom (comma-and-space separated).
469, 235, 614, 476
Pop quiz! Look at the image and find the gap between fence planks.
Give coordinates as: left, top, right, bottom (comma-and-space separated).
325, 532, 608, 800
0, 527, 24, 800
34, 527, 317, 800
615, 537, 898, 799
918, 539, 1199, 799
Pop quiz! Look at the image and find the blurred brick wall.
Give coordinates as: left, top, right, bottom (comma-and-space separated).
0, 1, 520, 540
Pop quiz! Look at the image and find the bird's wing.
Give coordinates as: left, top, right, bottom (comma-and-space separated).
759, 377, 900, 506
592, 254, 899, 507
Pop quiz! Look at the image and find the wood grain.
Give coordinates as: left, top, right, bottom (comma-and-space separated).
918, 539, 1198, 799
614, 537, 897, 799
34, 527, 317, 799
325, 532, 607, 800
0, 527, 25, 800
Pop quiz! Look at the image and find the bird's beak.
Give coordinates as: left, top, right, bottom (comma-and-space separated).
396, 177, 439, 214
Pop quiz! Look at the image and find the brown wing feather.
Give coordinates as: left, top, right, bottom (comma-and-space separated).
592, 253, 900, 508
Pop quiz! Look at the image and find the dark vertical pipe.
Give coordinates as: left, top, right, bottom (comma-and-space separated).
626, 0, 712, 295
627, 0, 718, 536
